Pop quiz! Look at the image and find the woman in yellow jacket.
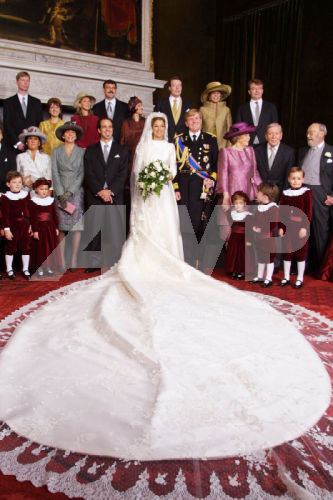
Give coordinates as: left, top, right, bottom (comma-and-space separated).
200, 81, 232, 149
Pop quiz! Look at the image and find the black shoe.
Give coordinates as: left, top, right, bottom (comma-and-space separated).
280, 278, 290, 287
294, 280, 303, 289
22, 270, 31, 280
250, 276, 263, 284
84, 268, 97, 273
231, 272, 237, 279
262, 279, 273, 288
236, 273, 245, 280
7, 270, 16, 280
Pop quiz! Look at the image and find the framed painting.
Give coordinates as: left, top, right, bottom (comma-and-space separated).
0, 0, 145, 63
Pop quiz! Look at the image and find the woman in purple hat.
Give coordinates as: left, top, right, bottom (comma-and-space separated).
217, 122, 262, 211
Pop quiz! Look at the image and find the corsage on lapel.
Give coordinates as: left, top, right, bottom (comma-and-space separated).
114, 154, 120, 158
324, 151, 332, 163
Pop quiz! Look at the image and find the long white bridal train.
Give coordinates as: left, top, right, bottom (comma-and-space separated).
0, 228, 330, 460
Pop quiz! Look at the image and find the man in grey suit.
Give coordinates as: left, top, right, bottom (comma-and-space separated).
236, 79, 278, 146
298, 123, 333, 270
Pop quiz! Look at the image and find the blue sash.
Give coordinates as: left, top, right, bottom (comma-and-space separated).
177, 136, 213, 180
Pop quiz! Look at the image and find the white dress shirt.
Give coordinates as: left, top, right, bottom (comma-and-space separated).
189, 130, 201, 141
250, 98, 263, 121
169, 96, 182, 108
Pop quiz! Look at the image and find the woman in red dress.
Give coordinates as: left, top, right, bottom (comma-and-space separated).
29, 178, 59, 276
71, 92, 99, 149
120, 96, 145, 229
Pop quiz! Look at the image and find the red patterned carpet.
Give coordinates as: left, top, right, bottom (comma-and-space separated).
0, 268, 333, 499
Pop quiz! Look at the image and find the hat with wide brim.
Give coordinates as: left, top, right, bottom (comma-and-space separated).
73, 91, 96, 110
18, 126, 47, 144
55, 121, 84, 141
223, 122, 256, 140
201, 81, 232, 103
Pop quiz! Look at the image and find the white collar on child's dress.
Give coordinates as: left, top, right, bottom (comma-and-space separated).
31, 196, 54, 206
4, 190, 29, 200
257, 202, 278, 212
230, 210, 252, 221
282, 187, 310, 197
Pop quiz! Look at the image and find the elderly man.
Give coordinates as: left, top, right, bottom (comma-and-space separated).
154, 76, 191, 142
93, 79, 129, 143
255, 123, 295, 193
298, 123, 333, 270
236, 79, 278, 146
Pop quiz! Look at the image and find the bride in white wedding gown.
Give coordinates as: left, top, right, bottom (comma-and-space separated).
0, 113, 330, 461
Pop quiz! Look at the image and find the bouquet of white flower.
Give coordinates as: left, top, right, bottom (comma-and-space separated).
137, 160, 171, 200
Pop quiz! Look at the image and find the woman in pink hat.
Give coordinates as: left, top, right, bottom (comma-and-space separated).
217, 122, 262, 211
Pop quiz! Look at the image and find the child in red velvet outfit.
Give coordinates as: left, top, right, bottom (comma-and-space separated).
225, 191, 254, 280
278, 166, 312, 289
251, 182, 280, 288
1, 171, 31, 279
30, 178, 59, 277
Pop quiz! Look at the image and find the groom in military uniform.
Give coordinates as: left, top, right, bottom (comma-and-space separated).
174, 108, 218, 267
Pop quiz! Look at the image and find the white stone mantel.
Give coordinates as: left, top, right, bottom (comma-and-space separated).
0, 1, 164, 113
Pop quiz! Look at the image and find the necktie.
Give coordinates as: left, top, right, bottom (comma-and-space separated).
192, 134, 197, 142
107, 102, 113, 119
103, 144, 109, 163
268, 146, 275, 169
172, 99, 180, 124
254, 101, 260, 126
21, 96, 27, 118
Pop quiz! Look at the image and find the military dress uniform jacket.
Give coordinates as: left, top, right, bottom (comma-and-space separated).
174, 131, 218, 235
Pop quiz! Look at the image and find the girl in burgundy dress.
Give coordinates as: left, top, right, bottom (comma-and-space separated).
30, 178, 59, 277
225, 191, 254, 280
251, 182, 280, 288
1, 171, 31, 280
278, 166, 312, 289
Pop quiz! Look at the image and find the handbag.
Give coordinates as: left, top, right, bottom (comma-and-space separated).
58, 201, 76, 215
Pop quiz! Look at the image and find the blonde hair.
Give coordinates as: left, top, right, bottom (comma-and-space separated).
184, 108, 202, 121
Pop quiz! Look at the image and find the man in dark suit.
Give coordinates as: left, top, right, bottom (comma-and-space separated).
154, 76, 191, 142
3, 71, 43, 151
255, 123, 295, 193
298, 122, 333, 270
236, 78, 278, 146
84, 117, 129, 271
174, 108, 218, 267
93, 79, 129, 144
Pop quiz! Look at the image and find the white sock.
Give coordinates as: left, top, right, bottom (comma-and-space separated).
257, 263, 265, 279
283, 260, 291, 280
5, 255, 13, 272
265, 262, 274, 281
22, 254, 30, 272
297, 261, 306, 282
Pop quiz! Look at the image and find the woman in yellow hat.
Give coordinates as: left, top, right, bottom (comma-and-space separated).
200, 81, 232, 149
